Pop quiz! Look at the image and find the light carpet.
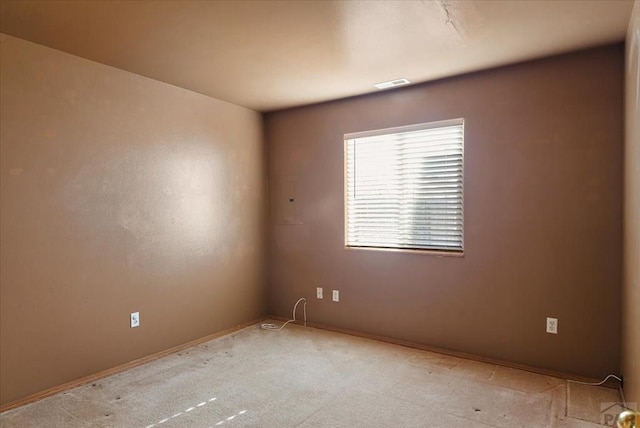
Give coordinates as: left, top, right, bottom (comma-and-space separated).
0, 322, 621, 427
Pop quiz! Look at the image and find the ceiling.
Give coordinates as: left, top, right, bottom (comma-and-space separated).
0, 0, 635, 112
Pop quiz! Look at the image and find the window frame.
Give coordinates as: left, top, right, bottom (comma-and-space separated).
343, 118, 465, 256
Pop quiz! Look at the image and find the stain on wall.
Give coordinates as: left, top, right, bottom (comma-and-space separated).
0, 34, 267, 405
265, 45, 624, 379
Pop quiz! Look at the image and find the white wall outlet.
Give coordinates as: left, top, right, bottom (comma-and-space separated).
332, 290, 339, 302
546, 317, 558, 334
316, 287, 323, 299
131, 312, 140, 328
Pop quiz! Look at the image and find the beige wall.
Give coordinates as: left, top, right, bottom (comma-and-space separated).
623, 1, 640, 405
266, 45, 624, 379
0, 34, 266, 406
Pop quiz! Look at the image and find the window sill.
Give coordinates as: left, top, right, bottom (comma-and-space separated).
344, 245, 464, 258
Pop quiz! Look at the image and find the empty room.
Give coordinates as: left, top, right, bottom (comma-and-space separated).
1, 0, 639, 427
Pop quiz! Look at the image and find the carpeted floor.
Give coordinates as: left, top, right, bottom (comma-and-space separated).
0, 321, 621, 427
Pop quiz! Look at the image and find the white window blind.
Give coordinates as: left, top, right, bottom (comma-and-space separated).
345, 119, 464, 252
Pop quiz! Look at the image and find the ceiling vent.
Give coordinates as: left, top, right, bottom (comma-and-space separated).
373, 78, 411, 90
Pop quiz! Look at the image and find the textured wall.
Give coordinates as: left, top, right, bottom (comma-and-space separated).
266, 45, 624, 379
623, 1, 640, 405
0, 34, 266, 405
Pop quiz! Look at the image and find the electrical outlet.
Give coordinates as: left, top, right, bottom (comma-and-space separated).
546, 317, 558, 334
332, 290, 339, 302
316, 287, 323, 299
131, 312, 140, 328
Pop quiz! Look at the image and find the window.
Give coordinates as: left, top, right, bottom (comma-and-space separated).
345, 118, 464, 253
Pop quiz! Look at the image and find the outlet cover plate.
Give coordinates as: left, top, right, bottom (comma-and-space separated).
332, 290, 339, 302
546, 317, 558, 334
316, 287, 323, 299
131, 312, 140, 328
